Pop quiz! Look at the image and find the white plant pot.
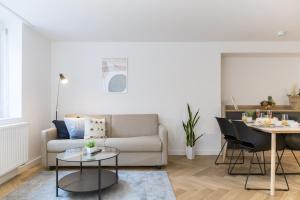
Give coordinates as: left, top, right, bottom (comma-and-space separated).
85, 147, 96, 154
186, 146, 195, 160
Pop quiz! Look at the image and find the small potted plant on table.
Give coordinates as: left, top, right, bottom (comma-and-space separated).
84, 139, 96, 154
182, 104, 205, 160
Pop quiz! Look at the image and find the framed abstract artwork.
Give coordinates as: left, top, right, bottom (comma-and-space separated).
102, 58, 128, 93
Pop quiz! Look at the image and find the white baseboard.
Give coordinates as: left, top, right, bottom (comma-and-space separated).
0, 156, 41, 185
168, 149, 219, 155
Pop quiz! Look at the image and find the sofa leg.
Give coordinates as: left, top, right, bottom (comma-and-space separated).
155, 166, 162, 170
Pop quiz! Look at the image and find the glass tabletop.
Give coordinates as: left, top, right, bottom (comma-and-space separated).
56, 146, 120, 162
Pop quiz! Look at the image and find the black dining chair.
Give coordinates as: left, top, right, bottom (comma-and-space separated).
277, 115, 300, 175
231, 120, 289, 191
281, 134, 300, 174
274, 116, 300, 175
214, 117, 244, 165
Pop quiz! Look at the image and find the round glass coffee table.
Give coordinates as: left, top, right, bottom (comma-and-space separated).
56, 146, 120, 200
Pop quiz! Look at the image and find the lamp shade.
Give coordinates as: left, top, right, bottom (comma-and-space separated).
59, 73, 68, 84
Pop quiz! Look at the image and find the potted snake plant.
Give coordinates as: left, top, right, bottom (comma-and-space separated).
182, 104, 204, 159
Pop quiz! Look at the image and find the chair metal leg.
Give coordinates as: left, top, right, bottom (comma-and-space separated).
254, 152, 265, 175
245, 151, 289, 191
227, 143, 236, 174
242, 150, 245, 163
255, 150, 284, 166
263, 151, 266, 174
254, 151, 266, 173
222, 142, 228, 162
229, 150, 265, 176
291, 150, 300, 167
245, 153, 255, 190
251, 151, 270, 165
215, 141, 244, 165
215, 141, 227, 165
276, 149, 285, 174
276, 151, 289, 191
277, 149, 300, 175
227, 144, 247, 175
229, 149, 242, 174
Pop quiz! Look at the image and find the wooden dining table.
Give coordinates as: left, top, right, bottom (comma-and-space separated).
247, 124, 300, 196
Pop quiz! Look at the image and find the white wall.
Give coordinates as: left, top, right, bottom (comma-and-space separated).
22, 24, 51, 161
222, 53, 300, 106
51, 42, 300, 155
51, 42, 222, 155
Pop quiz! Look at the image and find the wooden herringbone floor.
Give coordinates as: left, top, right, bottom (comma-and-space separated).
2, 153, 300, 200
168, 153, 300, 200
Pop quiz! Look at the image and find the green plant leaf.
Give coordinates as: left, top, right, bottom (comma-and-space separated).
187, 104, 192, 121
193, 133, 205, 146
182, 121, 187, 132
85, 139, 96, 148
191, 110, 198, 126
193, 115, 200, 127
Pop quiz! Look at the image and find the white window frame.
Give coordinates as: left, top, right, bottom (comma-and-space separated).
0, 25, 22, 125
0, 28, 8, 119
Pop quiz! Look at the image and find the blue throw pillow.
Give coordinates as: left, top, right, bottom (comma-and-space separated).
52, 120, 70, 139
64, 118, 85, 139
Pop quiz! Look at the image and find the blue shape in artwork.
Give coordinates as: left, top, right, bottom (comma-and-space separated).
108, 74, 127, 92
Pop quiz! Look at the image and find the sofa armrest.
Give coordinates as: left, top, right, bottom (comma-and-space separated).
41, 128, 57, 167
158, 124, 168, 165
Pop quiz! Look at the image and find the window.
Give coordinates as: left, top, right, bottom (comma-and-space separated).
0, 28, 8, 118
0, 26, 22, 122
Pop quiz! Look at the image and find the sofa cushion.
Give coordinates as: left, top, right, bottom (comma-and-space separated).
105, 136, 161, 152
48, 139, 104, 152
47, 136, 161, 152
111, 114, 158, 137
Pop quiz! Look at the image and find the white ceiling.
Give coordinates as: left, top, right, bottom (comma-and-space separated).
1, 0, 300, 41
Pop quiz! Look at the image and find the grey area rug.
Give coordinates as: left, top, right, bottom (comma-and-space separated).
2, 171, 176, 200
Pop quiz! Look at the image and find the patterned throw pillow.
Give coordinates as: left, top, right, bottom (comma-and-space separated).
84, 118, 106, 139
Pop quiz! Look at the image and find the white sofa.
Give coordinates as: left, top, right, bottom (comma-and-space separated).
41, 114, 168, 168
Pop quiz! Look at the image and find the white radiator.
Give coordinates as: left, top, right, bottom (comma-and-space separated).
0, 122, 29, 176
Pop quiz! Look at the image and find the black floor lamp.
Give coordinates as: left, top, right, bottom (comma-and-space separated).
56, 73, 68, 120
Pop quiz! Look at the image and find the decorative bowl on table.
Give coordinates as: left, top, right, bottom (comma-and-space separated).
260, 96, 276, 110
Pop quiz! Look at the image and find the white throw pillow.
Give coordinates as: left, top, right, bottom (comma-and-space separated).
64, 117, 85, 139
84, 118, 106, 139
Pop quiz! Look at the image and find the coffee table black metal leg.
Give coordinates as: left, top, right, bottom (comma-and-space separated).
56, 158, 58, 197
116, 155, 119, 183
98, 160, 102, 200
80, 161, 82, 174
